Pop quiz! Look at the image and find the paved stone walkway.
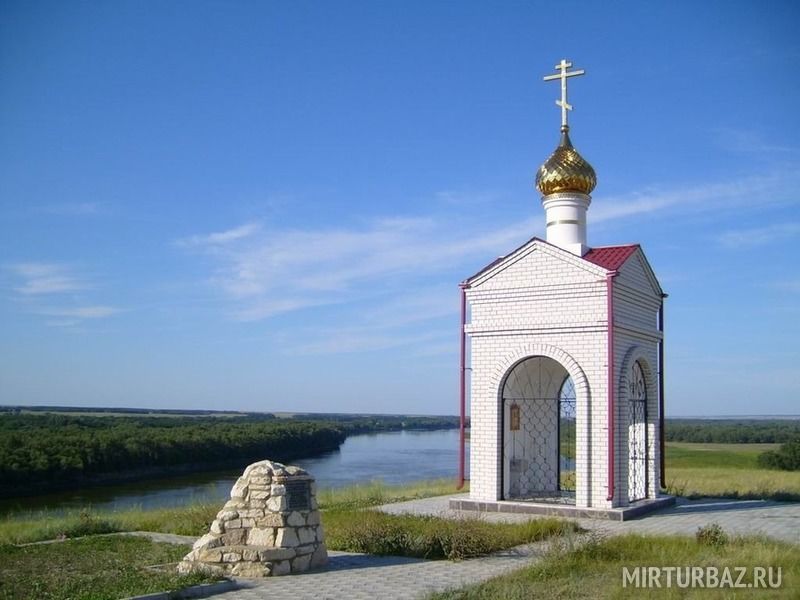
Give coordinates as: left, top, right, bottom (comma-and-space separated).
140, 495, 799, 599
380, 494, 800, 545
205, 538, 557, 600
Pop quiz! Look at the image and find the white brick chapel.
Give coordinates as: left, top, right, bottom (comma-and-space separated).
454, 61, 671, 517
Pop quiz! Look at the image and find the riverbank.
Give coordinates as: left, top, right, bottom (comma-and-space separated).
0, 429, 466, 517
0, 444, 345, 500
0, 412, 459, 500
0, 479, 465, 545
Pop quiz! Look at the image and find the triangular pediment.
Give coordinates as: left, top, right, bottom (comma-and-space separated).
465, 237, 608, 289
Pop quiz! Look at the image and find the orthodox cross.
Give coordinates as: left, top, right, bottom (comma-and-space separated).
543, 59, 585, 130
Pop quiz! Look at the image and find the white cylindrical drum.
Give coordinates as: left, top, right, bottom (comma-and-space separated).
541, 192, 591, 255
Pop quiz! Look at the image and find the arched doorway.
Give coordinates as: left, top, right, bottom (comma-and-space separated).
628, 360, 648, 502
501, 356, 577, 503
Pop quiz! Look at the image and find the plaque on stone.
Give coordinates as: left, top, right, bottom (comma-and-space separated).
178, 460, 327, 577
285, 479, 311, 511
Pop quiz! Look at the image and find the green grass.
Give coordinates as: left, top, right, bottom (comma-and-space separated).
0, 480, 570, 563
663, 442, 800, 501
317, 478, 466, 510
0, 504, 218, 546
0, 479, 468, 545
0, 535, 217, 600
664, 468, 800, 501
431, 533, 800, 599
324, 510, 577, 560
665, 442, 778, 469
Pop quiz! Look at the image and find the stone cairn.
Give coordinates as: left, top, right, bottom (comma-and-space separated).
178, 460, 327, 577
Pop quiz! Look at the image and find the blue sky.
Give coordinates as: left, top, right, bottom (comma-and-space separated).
1, 1, 798, 416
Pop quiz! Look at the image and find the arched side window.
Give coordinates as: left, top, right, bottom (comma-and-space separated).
559, 375, 576, 403
558, 375, 576, 492
628, 360, 648, 502
629, 361, 646, 402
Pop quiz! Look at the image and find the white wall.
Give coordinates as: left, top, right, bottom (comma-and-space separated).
465, 241, 663, 509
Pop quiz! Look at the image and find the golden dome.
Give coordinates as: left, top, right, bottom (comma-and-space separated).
535, 127, 596, 195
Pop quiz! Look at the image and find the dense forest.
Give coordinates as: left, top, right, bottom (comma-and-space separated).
665, 419, 800, 444
0, 412, 459, 498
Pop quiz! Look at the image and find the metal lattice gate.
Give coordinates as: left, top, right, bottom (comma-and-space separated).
502, 357, 576, 503
628, 360, 648, 502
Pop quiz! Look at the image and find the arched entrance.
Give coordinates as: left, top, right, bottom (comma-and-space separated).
501, 356, 576, 503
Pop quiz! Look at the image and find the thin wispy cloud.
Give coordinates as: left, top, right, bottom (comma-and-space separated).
5, 262, 120, 327
36, 306, 121, 319
7, 262, 89, 295
716, 222, 800, 248
180, 216, 531, 323
278, 287, 459, 356
713, 127, 797, 155
44, 319, 82, 328
771, 279, 800, 293
177, 222, 261, 248
592, 171, 800, 224
435, 190, 501, 206
288, 327, 447, 355
362, 286, 459, 327
180, 167, 800, 354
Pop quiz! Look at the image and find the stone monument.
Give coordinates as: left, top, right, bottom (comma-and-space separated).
178, 459, 327, 577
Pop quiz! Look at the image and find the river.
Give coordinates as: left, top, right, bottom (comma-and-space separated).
0, 429, 468, 516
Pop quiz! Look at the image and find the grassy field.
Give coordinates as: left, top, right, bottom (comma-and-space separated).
0, 535, 216, 600
0, 466, 797, 599
2, 442, 799, 548
0, 515, 573, 599
0, 479, 465, 545
665, 442, 778, 469
316, 478, 462, 510
0, 479, 574, 599
664, 442, 800, 501
431, 533, 799, 599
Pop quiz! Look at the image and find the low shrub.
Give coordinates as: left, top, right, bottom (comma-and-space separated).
695, 522, 727, 547
324, 510, 575, 560
60, 510, 120, 538
759, 438, 800, 471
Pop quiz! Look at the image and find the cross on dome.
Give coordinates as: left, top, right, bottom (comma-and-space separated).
543, 59, 585, 131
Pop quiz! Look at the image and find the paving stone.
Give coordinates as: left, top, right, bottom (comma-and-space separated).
135, 494, 800, 599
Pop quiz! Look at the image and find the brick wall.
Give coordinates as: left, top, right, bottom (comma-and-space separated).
464, 240, 663, 509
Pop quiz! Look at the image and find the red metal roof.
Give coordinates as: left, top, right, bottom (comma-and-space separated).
582, 244, 639, 271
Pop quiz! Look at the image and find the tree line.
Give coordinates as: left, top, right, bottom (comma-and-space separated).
0, 412, 459, 497
665, 419, 800, 444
